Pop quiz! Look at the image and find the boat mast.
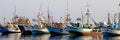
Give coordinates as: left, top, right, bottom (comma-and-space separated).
13, 0, 16, 17
47, 0, 50, 23
3, 17, 6, 24
37, 3, 43, 24
107, 13, 111, 25
13, 6, 16, 17
65, 0, 70, 25
118, 3, 120, 27
81, 11, 84, 25
67, 0, 69, 14
86, 3, 90, 25
47, 6, 50, 23
47, 0, 52, 26
60, 17, 62, 23
114, 14, 117, 24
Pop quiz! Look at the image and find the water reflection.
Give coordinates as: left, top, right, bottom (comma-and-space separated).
0, 33, 120, 40
49, 35, 69, 40
0, 33, 21, 40
69, 35, 102, 40
103, 36, 120, 40
20, 34, 50, 40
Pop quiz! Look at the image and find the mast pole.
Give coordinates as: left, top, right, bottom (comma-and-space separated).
65, 0, 70, 26
86, 3, 90, 25
108, 13, 111, 24
67, 0, 69, 14
81, 11, 83, 26
118, 3, 120, 27
3, 17, 6, 24
47, 0, 50, 23
114, 14, 116, 24
13, 6, 16, 17
13, 0, 16, 17
115, 0, 120, 24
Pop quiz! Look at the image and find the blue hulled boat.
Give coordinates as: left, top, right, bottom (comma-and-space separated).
66, 23, 101, 36
0, 25, 21, 33
45, 8, 69, 35
99, 25, 120, 35
99, 21, 120, 35
0, 26, 9, 33
32, 24, 49, 34
66, 7, 101, 36
18, 25, 32, 34
18, 24, 49, 35
100, 12, 120, 35
46, 25, 69, 35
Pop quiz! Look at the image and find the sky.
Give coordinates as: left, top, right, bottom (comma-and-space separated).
0, 0, 120, 23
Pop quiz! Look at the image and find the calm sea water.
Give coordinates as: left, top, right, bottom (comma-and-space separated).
0, 33, 120, 40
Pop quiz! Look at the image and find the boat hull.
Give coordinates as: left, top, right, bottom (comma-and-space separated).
100, 26, 120, 36
0, 26, 9, 32
0, 26, 21, 33
31, 30, 49, 35
31, 25, 49, 34
46, 26, 69, 35
67, 26, 102, 36
18, 25, 49, 35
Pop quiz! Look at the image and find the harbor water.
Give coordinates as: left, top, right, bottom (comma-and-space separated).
0, 33, 120, 40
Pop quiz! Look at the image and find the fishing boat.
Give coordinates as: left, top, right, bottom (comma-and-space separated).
100, 3, 120, 36
0, 24, 21, 33
66, 15, 101, 36
31, 13, 49, 34
0, 25, 9, 33
0, 16, 21, 33
100, 13, 120, 35
46, 14, 69, 35
66, 3, 101, 36
44, 2, 69, 35
18, 24, 49, 35
67, 26, 101, 36
18, 16, 49, 35
46, 23, 69, 35
99, 3, 120, 35
5, 23, 21, 33
99, 26, 120, 35
18, 11, 50, 34
0, 6, 21, 33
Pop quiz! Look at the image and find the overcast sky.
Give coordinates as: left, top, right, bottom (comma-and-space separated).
0, 0, 120, 23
